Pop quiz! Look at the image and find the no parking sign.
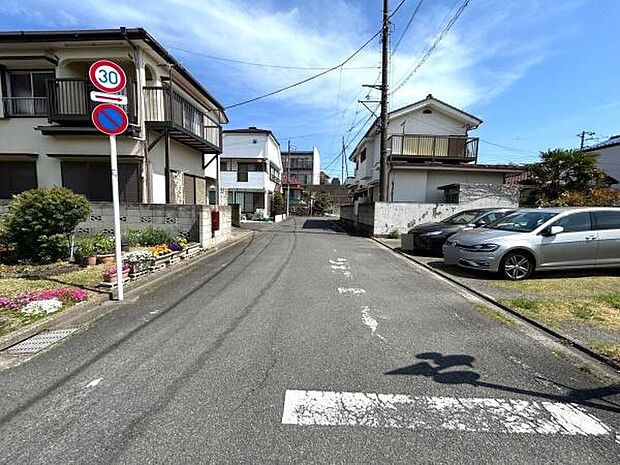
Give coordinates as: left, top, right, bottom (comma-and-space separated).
91, 103, 128, 136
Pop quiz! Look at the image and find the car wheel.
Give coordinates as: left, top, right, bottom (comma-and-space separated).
500, 251, 534, 280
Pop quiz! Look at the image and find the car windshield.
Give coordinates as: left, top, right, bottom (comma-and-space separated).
444, 210, 485, 225
485, 211, 558, 232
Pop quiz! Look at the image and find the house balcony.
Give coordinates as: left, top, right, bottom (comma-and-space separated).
144, 86, 221, 153
281, 174, 302, 186
46, 78, 138, 125
389, 134, 478, 163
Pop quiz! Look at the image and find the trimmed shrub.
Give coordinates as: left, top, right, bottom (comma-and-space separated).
2, 188, 90, 263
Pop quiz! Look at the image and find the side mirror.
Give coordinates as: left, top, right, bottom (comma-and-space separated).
544, 225, 564, 236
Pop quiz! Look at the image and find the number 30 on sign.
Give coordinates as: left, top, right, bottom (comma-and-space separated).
89, 60, 127, 94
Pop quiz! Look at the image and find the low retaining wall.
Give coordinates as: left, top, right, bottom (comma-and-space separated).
341, 198, 519, 236
0, 200, 232, 249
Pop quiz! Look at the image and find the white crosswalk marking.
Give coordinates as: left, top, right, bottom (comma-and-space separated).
282, 389, 612, 437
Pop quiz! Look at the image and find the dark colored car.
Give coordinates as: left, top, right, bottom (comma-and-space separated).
401, 208, 516, 254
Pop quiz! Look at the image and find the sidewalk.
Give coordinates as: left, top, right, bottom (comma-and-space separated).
374, 237, 620, 369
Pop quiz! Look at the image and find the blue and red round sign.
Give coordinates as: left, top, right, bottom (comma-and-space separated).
91, 103, 128, 136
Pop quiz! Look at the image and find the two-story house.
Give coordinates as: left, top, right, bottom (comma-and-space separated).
220, 128, 282, 217
281, 148, 320, 186
0, 28, 227, 204
348, 94, 520, 204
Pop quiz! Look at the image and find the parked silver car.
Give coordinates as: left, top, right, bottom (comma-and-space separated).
443, 207, 620, 280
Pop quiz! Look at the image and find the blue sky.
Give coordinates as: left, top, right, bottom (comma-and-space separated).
1, 0, 619, 179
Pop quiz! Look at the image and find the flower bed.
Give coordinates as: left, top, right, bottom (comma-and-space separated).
0, 287, 89, 316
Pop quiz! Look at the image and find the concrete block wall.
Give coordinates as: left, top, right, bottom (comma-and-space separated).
0, 200, 232, 248
78, 202, 200, 241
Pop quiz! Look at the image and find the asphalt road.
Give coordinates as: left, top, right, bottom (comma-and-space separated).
0, 217, 619, 464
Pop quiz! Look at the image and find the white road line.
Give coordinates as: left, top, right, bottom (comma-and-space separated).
86, 378, 103, 388
329, 259, 347, 265
281, 390, 612, 437
361, 306, 385, 340
337, 288, 366, 295
330, 264, 349, 270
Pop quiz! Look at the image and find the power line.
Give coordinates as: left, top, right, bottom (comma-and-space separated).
391, 0, 425, 55
167, 44, 380, 71
225, 0, 409, 110
392, 0, 470, 93
479, 139, 539, 156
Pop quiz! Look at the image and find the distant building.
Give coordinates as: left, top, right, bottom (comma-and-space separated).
281, 148, 320, 186
220, 128, 282, 217
584, 135, 620, 190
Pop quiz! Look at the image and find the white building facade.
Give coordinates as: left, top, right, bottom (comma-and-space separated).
584, 135, 620, 190
220, 128, 282, 217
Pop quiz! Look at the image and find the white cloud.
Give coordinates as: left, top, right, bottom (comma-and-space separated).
0, 0, 577, 147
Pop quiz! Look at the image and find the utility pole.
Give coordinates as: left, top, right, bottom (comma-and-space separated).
379, 0, 390, 202
286, 140, 291, 216
341, 136, 345, 183
577, 130, 595, 149
343, 137, 349, 178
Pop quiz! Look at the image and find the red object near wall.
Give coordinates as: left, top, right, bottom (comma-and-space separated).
212, 210, 220, 231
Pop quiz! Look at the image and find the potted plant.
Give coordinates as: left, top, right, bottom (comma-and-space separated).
102, 263, 130, 283
75, 239, 97, 266
94, 234, 115, 264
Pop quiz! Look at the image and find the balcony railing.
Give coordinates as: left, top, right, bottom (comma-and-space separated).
47, 78, 137, 124
283, 159, 313, 170
281, 174, 302, 185
2, 97, 47, 117
389, 134, 478, 161
143, 86, 221, 149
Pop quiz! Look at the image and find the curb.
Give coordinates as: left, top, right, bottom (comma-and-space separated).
0, 229, 253, 352
370, 237, 620, 373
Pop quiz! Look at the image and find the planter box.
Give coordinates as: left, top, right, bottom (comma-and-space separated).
103, 271, 129, 283
97, 254, 115, 264
128, 260, 152, 277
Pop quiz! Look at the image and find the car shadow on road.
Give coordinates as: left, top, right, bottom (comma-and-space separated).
386, 352, 620, 415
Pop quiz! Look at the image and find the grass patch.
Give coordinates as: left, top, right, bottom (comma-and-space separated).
590, 343, 620, 363
386, 230, 401, 239
595, 293, 620, 310
493, 275, 620, 299
474, 303, 516, 326
508, 297, 537, 310
0, 264, 106, 299
501, 297, 620, 330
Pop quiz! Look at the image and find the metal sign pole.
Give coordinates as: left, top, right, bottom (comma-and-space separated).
109, 134, 124, 301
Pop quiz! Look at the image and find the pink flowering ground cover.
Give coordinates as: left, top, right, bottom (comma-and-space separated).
0, 288, 88, 312
0, 288, 89, 336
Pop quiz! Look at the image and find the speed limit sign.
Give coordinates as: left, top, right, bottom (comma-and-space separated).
89, 60, 127, 93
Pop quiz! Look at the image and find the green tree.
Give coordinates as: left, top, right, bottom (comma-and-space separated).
313, 191, 333, 215
3, 187, 90, 263
529, 149, 618, 206
272, 192, 285, 215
